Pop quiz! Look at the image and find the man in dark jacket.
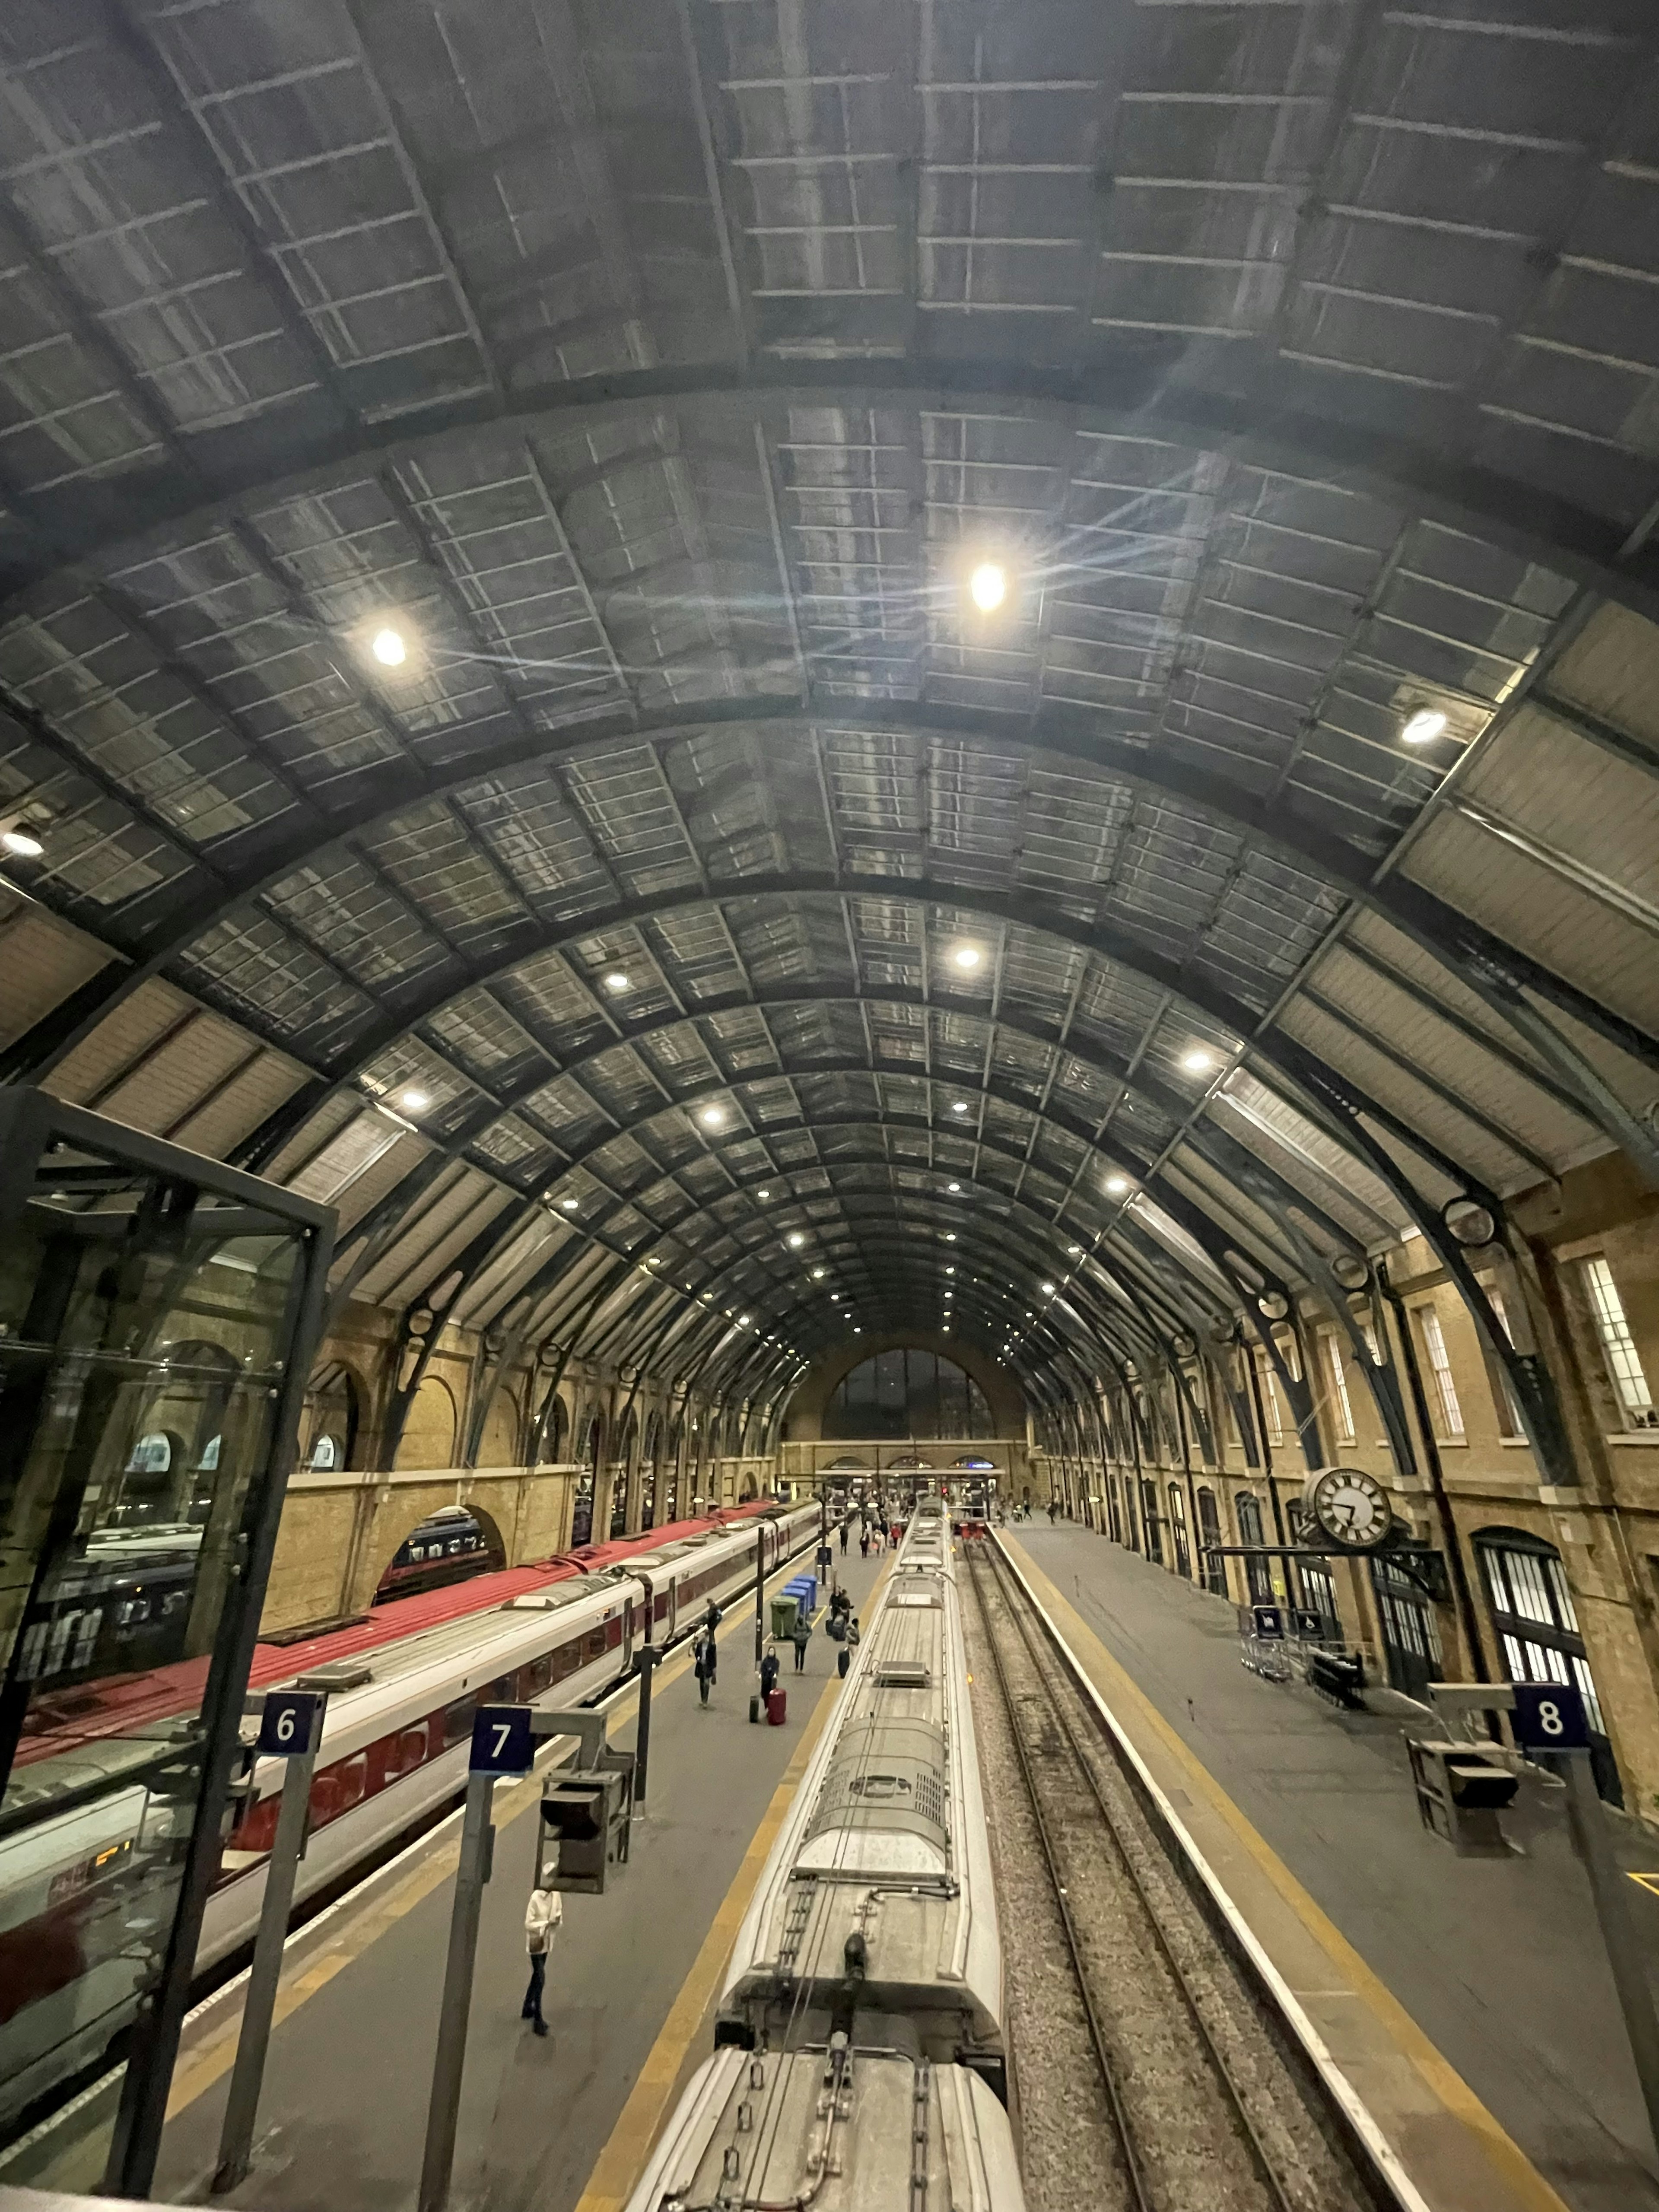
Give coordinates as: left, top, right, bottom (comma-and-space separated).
694, 1630, 716, 1705
791, 1616, 812, 1672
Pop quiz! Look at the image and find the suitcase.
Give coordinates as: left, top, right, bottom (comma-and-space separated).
766, 1687, 787, 1726
749, 1694, 761, 1724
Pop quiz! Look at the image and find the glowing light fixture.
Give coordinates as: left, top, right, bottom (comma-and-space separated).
1040, 1281, 1055, 1296
604, 970, 629, 992
951, 943, 982, 973
1402, 706, 1448, 745
787, 1232, 805, 1248
945, 1266, 955, 1276
700, 1105, 725, 1129
950, 1100, 969, 1115
400, 1088, 430, 1112
560, 1196, 578, 1211
1068, 1243, 1082, 1256
371, 626, 407, 667
1180, 1047, 1215, 1077
968, 562, 1007, 613
757, 1187, 770, 1200
2, 827, 43, 858
947, 1180, 961, 1194
1105, 1173, 1130, 1196
812, 1267, 826, 1279
944, 1232, 957, 1243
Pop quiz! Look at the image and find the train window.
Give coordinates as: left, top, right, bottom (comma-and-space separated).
444, 1694, 480, 1747
583, 1626, 607, 1663
521, 1653, 553, 1697
606, 1616, 622, 1649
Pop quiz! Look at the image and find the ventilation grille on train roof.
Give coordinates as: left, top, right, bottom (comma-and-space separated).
875, 1660, 932, 1687
294, 1660, 373, 1690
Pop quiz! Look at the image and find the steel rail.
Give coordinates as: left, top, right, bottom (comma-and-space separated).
969, 1539, 1303, 2212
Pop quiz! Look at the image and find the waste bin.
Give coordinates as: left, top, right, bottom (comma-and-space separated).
770, 1593, 798, 1640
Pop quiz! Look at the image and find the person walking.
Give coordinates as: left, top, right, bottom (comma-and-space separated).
839, 1517, 849, 1555
1047, 1498, 1059, 1525
859, 1524, 870, 1559
694, 1628, 716, 1705
523, 1881, 562, 2038
791, 1614, 811, 1672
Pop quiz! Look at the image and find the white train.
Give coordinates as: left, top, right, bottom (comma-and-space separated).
626, 1503, 1026, 2212
1, 1502, 819, 2137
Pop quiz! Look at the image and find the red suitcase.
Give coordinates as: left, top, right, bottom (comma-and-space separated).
766, 1687, 787, 1726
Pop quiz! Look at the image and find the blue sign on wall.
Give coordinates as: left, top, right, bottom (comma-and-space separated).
1251, 1605, 1285, 1640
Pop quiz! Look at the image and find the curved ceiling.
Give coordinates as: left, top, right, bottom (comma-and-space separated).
1, 0, 1656, 1419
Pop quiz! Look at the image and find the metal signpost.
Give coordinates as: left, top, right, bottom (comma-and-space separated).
634, 1644, 662, 1804
1512, 1683, 1659, 2155
417, 1706, 528, 2212
754, 1529, 766, 1664
212, 1690, 327, 2193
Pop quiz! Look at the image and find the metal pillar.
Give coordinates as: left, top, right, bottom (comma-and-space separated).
634, 1644, 662, 1805
211, 1732, 321, 2191
416, 1770, 496, 2212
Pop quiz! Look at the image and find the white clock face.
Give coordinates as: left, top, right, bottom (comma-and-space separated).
1310, 1468, 1390, 1549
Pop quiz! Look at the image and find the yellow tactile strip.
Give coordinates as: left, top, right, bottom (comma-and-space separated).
1003, 1535, 1571, 2212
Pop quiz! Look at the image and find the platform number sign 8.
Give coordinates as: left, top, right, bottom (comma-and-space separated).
470, 1703, 534, 1774
1511, 1681, 1591, 1753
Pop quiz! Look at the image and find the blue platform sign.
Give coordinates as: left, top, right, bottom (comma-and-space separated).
1251, 1604, 1285, 1640
1511, 1681, 1591, 1752
471, 1703, 535, 1774
258, 1689, 325, 1758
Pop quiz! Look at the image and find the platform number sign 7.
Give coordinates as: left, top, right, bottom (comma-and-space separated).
470, 1704, 534, 1774
1511, 1681, 1591, 1753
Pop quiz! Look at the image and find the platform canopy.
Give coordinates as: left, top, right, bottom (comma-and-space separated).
0, 0, 1656, 1413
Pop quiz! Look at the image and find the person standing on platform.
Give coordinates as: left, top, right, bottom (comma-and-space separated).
760, 1644, 780, 1701
791, 1614, 811, 1672
839, 1517, 849, 1556
694, 1628, 716, 1705
523, 1881, 561, 2038
859, 1523, 870, 1559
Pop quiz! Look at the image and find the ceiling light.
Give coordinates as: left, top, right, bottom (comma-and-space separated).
560, 1197, 578, 1211
1068, 1243, 1082, 1256
399, 1088, 429, 1112
812, 1267, 826, 1279
945, 1266, 954, 1276
947, 1180, 961, 1194
787, 1232, 804, 1248
3, 827, 43, 858
1180, 1048, 1215, 1077
1105, 1173, 1130, 1196
1041, 1282, 1055, 1296
757, 1187, 770, 1200
1402, 706, 1448, 745
370, 626, 407, 667
604, 970, 630, 993
700, 1106, 725, 1129
951, 1100, 969, 1115
951, 943, 982, 973
968, 562, 1007, 613
942, 1324, 951, 1333
944, 1233, 957, 1243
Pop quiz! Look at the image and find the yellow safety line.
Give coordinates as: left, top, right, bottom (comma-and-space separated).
1006, 1539, 1572, 2212
163, 1544, 836, 2122
573, 1553, 893, 2212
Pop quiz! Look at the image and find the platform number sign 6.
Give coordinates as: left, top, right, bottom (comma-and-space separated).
1511, 1681, 1591, 1753
258, 1690, 325, 1758
470, 1704, 534, 1774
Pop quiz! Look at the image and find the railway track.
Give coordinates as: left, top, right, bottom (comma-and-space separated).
965, 1537, 1379, 2212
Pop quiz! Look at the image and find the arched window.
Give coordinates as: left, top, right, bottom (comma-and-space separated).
127, 1433, 172, 1476
308, 1434, 339, 1471
1476, 1526, 1618, 1803
825, 1350, 993, 1439
1166, 1483, 1191, 1580
1195, 1487, 1226, 1595
1235, 1492, 1274, 1604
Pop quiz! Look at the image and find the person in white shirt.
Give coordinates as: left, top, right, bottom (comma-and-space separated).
523, 1883, 562, 2037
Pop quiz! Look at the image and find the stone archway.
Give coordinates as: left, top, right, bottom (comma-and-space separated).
370, 1499, 507, 1605
394, 1373, 458, 1468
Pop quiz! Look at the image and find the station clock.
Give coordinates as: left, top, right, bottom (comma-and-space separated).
1301, 1465, 1392, 1552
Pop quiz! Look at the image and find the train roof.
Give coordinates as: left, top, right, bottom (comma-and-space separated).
15, 1500, 785, 1770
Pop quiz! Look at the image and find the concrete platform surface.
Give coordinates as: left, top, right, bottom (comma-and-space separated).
1007, 1525, 1659, 2212
146, 1539, 887, 2212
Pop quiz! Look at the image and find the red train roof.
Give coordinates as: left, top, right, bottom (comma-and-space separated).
16, 1501, 780, 1769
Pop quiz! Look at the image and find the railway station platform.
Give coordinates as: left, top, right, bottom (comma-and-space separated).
19, 1542, 888, 2212
1004, 1526, 1659, 2212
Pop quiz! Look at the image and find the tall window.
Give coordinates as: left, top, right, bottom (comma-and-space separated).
1259, 1359, 1284, 1446
1582, 1257, 1657, 1430
1166, 1483, 1191, 1580
1416, 1306, 1465, 1438
1323, 1332, 1355, 1443
825, 1349, 994, 1439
